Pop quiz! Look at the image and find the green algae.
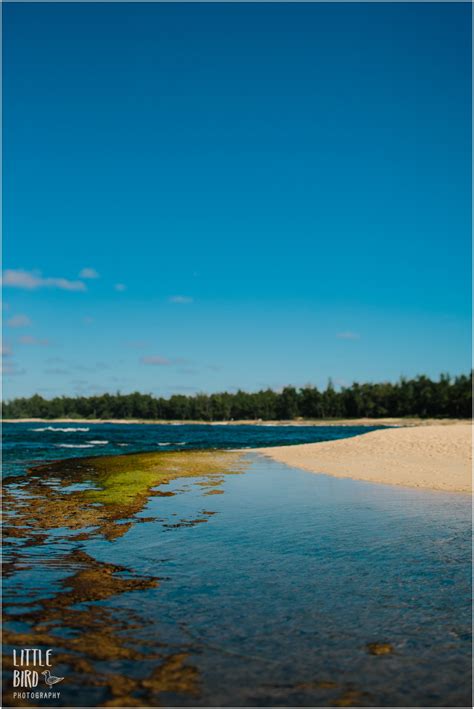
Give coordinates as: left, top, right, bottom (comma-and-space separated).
82, 449, 245, 506
3, 449, 246, 542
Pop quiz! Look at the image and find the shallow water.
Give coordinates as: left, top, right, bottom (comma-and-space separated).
2, 425, 471, 707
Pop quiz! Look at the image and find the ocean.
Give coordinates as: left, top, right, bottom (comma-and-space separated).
1, 421, 385, 477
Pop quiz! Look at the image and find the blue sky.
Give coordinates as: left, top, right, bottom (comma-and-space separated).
3, 2, 471, 399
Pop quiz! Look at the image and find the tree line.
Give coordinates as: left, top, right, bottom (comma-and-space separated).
2, 373, 471, 421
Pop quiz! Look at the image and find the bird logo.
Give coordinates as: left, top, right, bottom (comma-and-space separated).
41, 670, 64, 688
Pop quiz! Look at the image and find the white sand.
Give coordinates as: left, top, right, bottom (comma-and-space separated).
258, 424, 472, 493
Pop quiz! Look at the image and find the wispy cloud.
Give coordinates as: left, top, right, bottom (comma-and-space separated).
2, 269, 87, 292
1, 360, 26, 376
114, 283, 126, 292
1, 341, 25, 376
168, 295, 193, 304
336, 331, 360, 340
0, 343, 25, 377
18, 335, 50, 346
6, 314, 32, 328
70, 380, 109, 395
141, 355, 172, 366
108, 375, 131, 384
79, 267, 99, 279
73, 362, 110, 372
207, 364, 222, 372
173, 357, 192, 366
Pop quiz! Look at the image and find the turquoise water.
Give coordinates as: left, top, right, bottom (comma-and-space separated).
2, 424, 471, 707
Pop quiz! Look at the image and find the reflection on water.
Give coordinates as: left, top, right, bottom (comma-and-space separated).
2, 448, 472, 707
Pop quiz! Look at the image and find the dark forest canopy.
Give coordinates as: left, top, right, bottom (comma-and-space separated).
2, 373, 472, 421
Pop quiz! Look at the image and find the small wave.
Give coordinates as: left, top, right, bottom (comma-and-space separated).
88, 440, 109, 445
31, 426, 90, 433
117, 443, 129, 447
55, 443, 95, 449
157, 441, 187, 446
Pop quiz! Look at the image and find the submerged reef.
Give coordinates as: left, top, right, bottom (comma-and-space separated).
3, 449, 246, 706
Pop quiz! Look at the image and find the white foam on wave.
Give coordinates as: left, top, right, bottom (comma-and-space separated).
55, 443, 95, 449
157, 441, 187, 446
88, 440, 109, 445
31, 426, 90, 433
117, 443, 129, 447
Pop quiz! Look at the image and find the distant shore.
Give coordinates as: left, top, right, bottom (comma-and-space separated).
258, 423, 472, 493
2, 417, 470, 427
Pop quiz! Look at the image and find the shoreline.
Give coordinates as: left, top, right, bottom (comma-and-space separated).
2, 417, 470, 427
257, 423, 472, 493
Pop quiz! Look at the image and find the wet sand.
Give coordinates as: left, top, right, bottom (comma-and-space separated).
258, 424, 472, 492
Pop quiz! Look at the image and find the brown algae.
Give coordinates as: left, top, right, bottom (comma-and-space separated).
2, 448, 246, 706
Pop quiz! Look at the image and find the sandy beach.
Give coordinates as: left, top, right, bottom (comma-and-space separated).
258, 424, 472, 492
